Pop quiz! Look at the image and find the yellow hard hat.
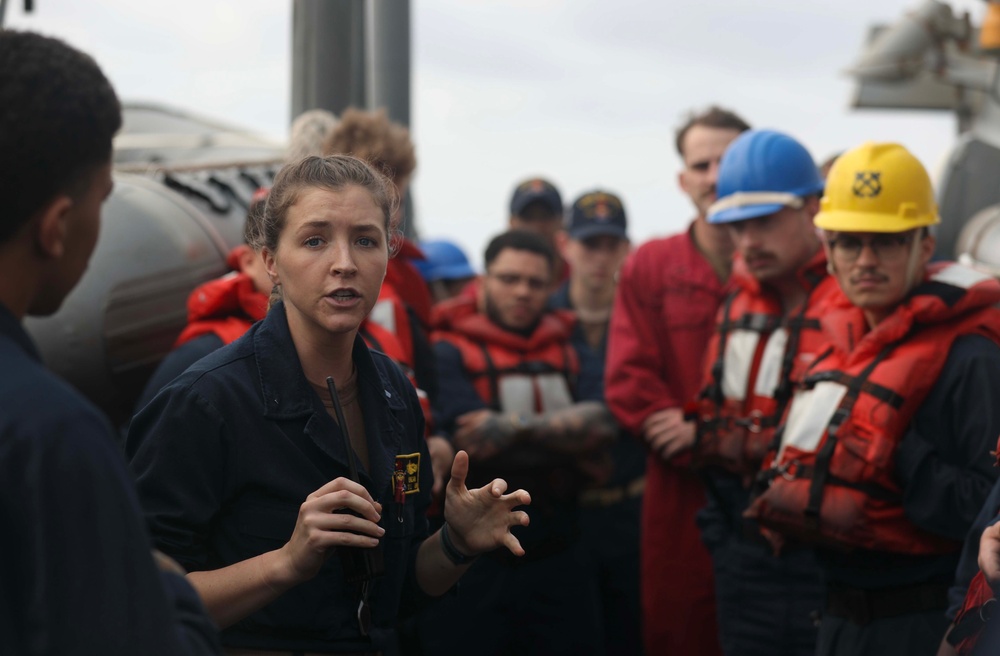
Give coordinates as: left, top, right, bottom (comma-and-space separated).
814, 142, 940, 233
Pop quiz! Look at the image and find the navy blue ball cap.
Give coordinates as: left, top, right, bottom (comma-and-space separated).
510, 177, 563, 217
566, 190, 628, 241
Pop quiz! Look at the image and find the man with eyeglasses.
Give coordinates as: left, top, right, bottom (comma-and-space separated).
606, 105, 749, 655
420, 229, 617, 655
746, 142, 1000, 656
692, 129, 830, 656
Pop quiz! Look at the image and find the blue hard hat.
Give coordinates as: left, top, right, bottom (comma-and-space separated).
708, 129, 824, 224
415, 239, 477, 283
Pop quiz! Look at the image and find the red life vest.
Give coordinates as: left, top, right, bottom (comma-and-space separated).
368, 284, 416, 367
174, 271, 268, 347
692, 251, 834, 475
432, 297, 578, 413
747, 263, 1000, 554
384, 240, 433, 329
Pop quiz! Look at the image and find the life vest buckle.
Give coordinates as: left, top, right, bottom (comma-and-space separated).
778, 458, 803, 481
981, 598, 996, 623
735, 409, 765, 434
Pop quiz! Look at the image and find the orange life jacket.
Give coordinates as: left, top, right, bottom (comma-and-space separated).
747, 263, 1000, 554
368, 284, 416, 365
692, 251, 834, 475
174, 271, 268, 347
431, 297, 578, 413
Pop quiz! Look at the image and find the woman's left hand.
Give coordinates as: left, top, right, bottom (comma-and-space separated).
443, 450, 531, 557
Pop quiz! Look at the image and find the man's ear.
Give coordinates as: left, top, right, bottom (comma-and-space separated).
33, 195, 74, 260
677, 170, 690, 196
820, 231, 836, 275
919, 231, 936, 269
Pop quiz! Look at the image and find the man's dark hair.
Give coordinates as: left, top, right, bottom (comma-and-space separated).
674, 106, 750, 157
484, 230, 556, 271
0, 30, 122, 243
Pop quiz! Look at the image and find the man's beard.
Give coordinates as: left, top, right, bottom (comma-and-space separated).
484, 293, 540, 336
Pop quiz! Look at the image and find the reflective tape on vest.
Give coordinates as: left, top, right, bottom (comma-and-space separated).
721, 329, 759, 401
369, 299, 398, 334
497, 372, 573, 416
753, 328, 790, 398
933, 264, 994, 290
776, 381, 849, 462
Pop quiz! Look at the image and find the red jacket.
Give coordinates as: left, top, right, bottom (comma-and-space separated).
748, 263, 1000, 554
692, 249, 835, 475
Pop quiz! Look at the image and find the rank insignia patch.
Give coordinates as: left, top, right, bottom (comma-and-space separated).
394, 453, 421, 495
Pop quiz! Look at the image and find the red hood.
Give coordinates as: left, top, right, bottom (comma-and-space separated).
186, 272, 268, 325
433, 296, 575, 352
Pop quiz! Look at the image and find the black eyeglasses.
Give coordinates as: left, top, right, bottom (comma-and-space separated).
828, 233, 915, 262
488, 272, 549, 291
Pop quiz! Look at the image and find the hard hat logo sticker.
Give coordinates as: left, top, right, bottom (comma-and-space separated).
853, 171, 882, 198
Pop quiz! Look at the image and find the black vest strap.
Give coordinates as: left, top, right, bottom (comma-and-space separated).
705, 291, 739, 405
478, 343, 502, 412
803, 371, 905, 410
472, 342, 573, 411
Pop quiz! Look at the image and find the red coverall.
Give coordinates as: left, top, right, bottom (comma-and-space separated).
605, 227, 727, 656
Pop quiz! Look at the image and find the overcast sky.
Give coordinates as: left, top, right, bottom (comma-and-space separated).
5, 0, 984, 268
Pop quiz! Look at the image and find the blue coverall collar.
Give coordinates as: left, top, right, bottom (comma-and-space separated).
0, 302, 42, 362
253, 301, 407, 492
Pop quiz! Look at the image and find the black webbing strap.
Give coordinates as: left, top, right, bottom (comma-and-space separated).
948, 599, 996, 646
360, 326, 383, 352
774, 308, 820, 407
706, 291, 739, 406
805, 344, 895, 525
804, 371, 905, 410
562, 342, 577, 394
478, 343, 502, 412
472, 344, 569, 411
725, 312, 782, 334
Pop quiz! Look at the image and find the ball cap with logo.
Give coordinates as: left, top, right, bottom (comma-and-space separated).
566, 190, 628, 241
509, 177, 563, 217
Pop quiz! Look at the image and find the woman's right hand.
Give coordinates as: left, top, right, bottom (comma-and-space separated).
278, 477, 385, 584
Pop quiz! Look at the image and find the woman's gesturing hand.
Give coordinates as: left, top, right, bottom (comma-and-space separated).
442, 450, 531, 558
279, 477, 385, 583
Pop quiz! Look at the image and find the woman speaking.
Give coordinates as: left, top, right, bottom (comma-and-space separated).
127, 155, 530, 654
